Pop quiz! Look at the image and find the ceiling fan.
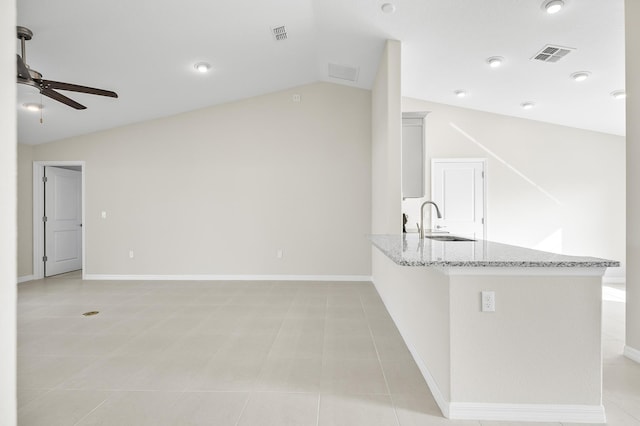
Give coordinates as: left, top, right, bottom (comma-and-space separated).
16, 26, 118, 110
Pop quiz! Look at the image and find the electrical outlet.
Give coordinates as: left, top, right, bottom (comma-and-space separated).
481, 291, 495, 312
129, 250, 134, 259
101, 211, 107, 219
276, 249, 283, 259
292, 94, 301, 103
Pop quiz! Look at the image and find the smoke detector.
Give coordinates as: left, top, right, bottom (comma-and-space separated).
531, 44, 575, 63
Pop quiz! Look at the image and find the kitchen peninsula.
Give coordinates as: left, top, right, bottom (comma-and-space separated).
370, 233, 619, 423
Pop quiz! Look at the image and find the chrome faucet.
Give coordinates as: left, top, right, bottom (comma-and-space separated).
419, 201, 442, 239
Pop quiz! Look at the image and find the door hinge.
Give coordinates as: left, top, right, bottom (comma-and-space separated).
482, 218, 485, 224
42, 176, 48, 183
481, 171, 485, 178
42, 216, 47, 222
42, 255, 47, 262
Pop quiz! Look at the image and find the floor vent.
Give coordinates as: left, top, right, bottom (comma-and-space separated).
82, 311, 99, 316
272, 26, 287, 41
531, 44, 575, 63
328, 63, 359, 82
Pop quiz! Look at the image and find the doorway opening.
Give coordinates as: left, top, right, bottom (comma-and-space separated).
32, 161, 86, 279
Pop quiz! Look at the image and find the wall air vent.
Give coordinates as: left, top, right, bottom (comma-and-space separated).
328, 63, 360, 82
271, 26, 287, 41
531, 44, 575, 63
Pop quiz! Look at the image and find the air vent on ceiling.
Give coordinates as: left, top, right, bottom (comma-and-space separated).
328, 63, 360, 82
272, 26, 287, 41
531, 44, 575, 63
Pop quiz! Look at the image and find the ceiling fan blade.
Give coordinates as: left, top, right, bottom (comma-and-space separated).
41, 88, 86, 110
40, 80, 118, 98
16, 54, 33, 82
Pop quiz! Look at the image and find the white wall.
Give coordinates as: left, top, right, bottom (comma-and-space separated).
401, 98, 625, 280
625, 0, 640, 357
0, 0, 17, 423
20, 82, 372, 278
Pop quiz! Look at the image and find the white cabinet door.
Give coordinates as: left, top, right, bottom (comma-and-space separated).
45, 167, 82, 276
401, 113, 428, 198
432, 159, 485, 239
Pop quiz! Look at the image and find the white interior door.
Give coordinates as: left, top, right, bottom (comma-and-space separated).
432, 159, 485, 239
45, 167, 82, 276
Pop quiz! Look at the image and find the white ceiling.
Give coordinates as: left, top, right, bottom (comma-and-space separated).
17, 0, 625, 145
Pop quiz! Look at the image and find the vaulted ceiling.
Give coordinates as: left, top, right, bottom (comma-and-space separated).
17, 0, 625, 145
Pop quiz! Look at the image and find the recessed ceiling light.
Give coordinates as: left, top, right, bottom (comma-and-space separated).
521, 102, 535, 110
454, 90, 467, 98
23, 103, 43, 112
381, 3, 396, 13
611, 90, 626, 99
194, 62, 211, 73
486, 56, 504, 68
570, 71, 590, 82
543, 0, 564, 14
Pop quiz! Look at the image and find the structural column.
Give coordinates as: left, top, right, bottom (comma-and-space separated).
625, 0, 640, 360
0, 0, 18, 424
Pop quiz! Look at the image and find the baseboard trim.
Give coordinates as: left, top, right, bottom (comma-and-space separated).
370, 279, 450, 418
83, 274, 372, 282
624, 345, 640, 364
398, 332, 450, 418
17, 275, 35, 283
449, 402, 605, 423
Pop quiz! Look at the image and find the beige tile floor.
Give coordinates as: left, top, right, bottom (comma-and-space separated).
16, 272, 640, 425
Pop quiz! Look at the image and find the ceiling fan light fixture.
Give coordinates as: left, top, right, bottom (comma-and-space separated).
543, 0, 564, 14
571, 71, 590, 82
486, 56, 504, 68
194, 62, 211, 73
454, 90, 467, 98
611, 90, 626, 99
521, 102, 535, 110
23, 103, 43, 112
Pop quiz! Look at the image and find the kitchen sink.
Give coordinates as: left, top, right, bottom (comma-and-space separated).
426, 235, 476, 242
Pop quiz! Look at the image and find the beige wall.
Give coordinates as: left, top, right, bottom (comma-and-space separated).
17, 144, 33, 278
1, 0, 17, 423
20, 82, 372, 277
402, 98, 625, 280
626, 0, 640, 355
449, 274, 602, 405
371, 40, 402, 235
373, 250, 452, 402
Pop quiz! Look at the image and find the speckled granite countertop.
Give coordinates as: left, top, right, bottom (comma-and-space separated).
370, 234, 620, 268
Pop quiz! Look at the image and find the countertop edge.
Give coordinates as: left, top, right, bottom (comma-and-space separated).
369, 235, 621, 268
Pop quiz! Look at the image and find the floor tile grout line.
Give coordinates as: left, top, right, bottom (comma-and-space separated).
71, 394, 109, 426
233, 391, 253, 426
316, 284, 330, 424
315, 393, 321, 426
604, 395, 640, 423
359, 291, 402, 426
248, 283, 299, 390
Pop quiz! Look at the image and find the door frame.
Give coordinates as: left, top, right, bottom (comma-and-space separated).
431, 158, 487, 238
32, 161, 86, 280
